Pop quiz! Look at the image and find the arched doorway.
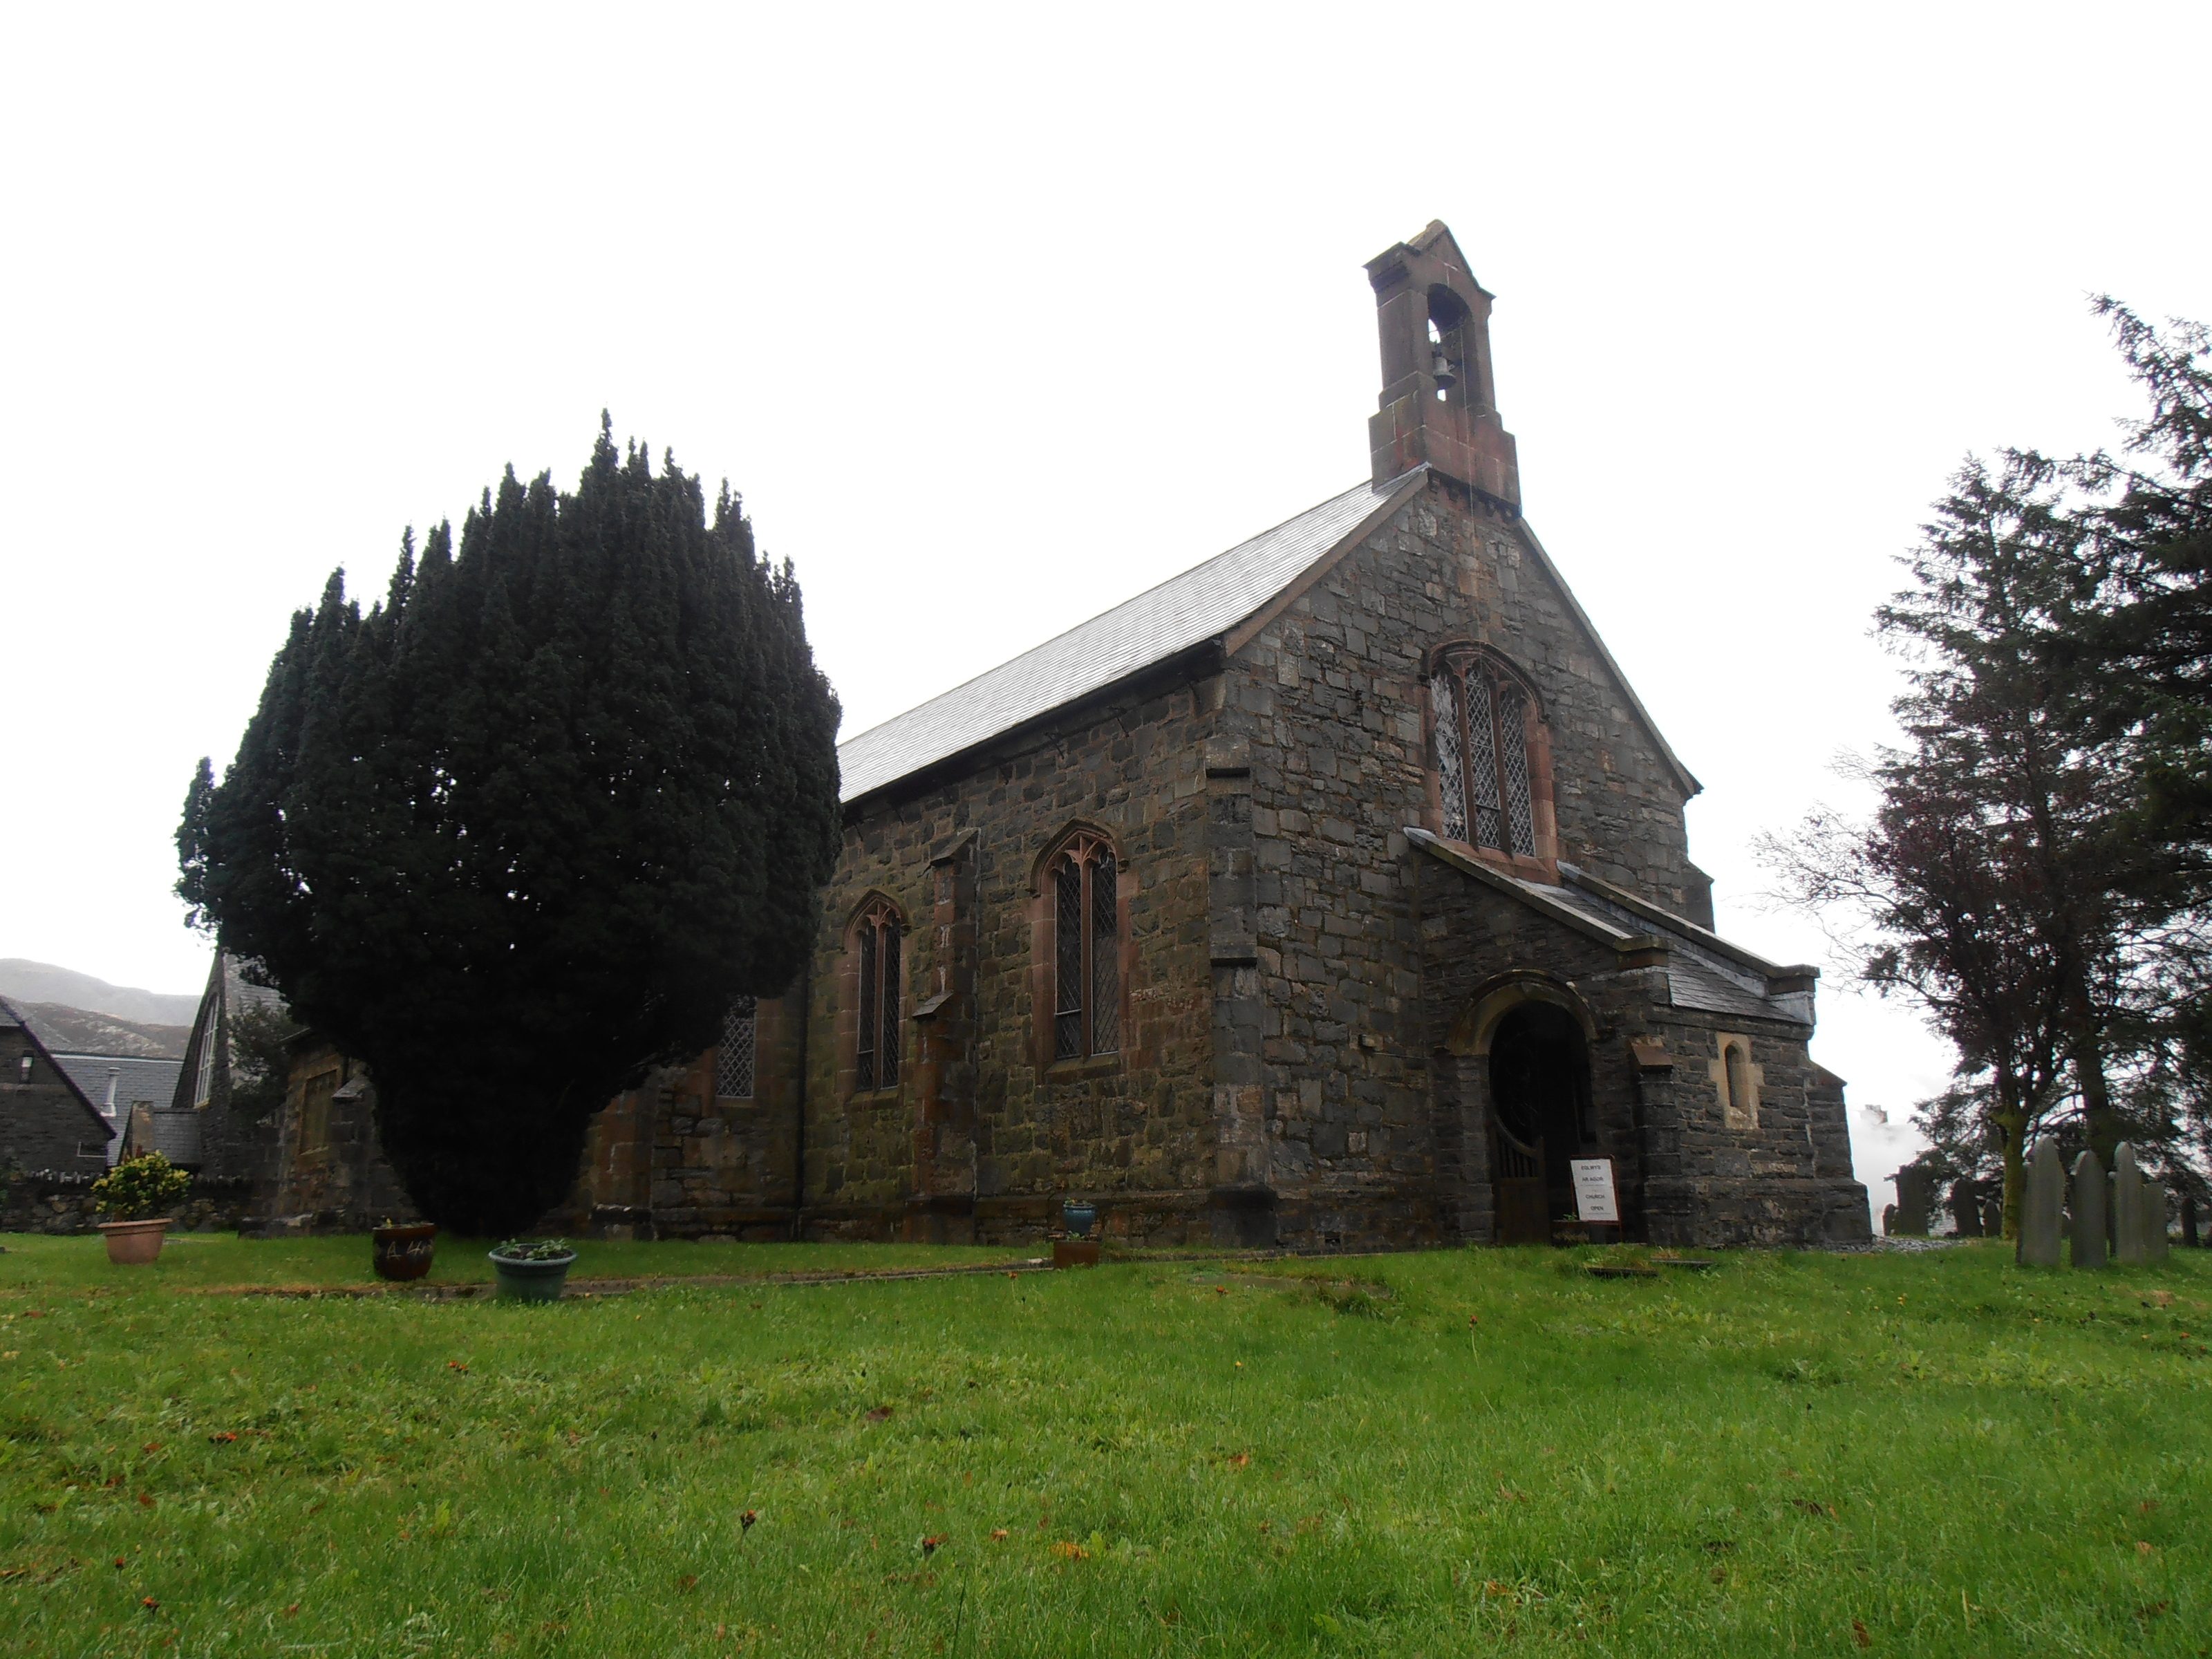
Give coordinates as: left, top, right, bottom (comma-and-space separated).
1488, 1002, 1595, 1244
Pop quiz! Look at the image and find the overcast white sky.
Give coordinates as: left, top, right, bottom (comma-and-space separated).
6, 3, 2207, 1197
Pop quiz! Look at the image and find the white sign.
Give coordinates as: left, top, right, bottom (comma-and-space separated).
1571, 1159, 1619, 1224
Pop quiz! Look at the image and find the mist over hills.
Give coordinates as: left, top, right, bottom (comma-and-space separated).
12, 1002, 191, 1060
0, 959, 202, 1030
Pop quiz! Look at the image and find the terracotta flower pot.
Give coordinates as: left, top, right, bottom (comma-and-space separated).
99, 1219, 171, 1266
372, 1222, 438, 1282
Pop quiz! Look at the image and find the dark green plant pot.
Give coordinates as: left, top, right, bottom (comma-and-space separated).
1062, 1201, 1097, 1241
489, 1251, 576, 1302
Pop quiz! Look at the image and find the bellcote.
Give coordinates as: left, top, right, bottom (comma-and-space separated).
1365, 221, 1520, 512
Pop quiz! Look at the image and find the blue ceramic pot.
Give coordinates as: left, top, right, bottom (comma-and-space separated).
1062, 1201, 1097, 1241
489, 1249, 576, 1302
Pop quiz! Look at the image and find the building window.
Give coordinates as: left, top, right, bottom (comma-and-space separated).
193, 1012, 218, 1107
1711, 1033, 1761, 1130
715, 997, 756, 1100
1430, 650, 1539, 858
1049, 833, 1120, 1062
853, 899, 903, 1091
17, 1052, 32, 1083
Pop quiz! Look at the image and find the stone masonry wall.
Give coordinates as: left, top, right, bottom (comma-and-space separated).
1414, 859, 1647, 1241
2, 1171, 257, 1235
1633, 1010, 1868, 1247
795, 668, 1222, 1244
3, 1024, 113, 1174
1413, 843, 1868, 1248
1220, 476, 1706, 1244
265, 1040, 418, 1230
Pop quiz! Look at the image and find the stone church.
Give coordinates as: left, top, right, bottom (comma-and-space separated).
205, 222, 1871, 1249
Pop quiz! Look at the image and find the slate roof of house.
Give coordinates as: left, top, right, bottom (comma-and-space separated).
836, 472, 1426, 803
48, 1053, 184, 1127
1407, 833, 1815, 1027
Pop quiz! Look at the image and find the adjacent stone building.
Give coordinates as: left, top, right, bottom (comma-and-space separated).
1, 995, 115, 1172
221, 221, 1871, 1248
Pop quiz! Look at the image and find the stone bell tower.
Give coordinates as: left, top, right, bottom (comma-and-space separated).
1365, 221, 1521, 512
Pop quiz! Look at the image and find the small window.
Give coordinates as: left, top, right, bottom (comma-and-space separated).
853, 900, 903, 1092
17, 1052, 32, 1083
1430, 650, 1540, 859
1714, 1035, 1760, 1130
1049, 834, 1120, 1062
715, 997, 757, 1100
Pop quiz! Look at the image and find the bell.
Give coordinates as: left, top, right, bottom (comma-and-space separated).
1431, 348, 1458, 391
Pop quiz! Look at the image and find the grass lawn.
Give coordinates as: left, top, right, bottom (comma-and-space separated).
0, 1234, 1029, 1294
1, 1237, 2205, 1657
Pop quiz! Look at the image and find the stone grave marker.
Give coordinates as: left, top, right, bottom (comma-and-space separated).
2070, 1148, 2108, 1270
1948, 1180, 1984, 1237
2017, 1138, 2063, 1267
1892, 1165, 1936, 1236
2112, 1143, 2148, 1266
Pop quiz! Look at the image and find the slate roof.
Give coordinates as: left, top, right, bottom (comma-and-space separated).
1540, 879, 1795, 1023
48, 1053, 185, 1136
1407, 832, 1815, 1027
124, 1104, 204, 1166
836, 472, 1426, 803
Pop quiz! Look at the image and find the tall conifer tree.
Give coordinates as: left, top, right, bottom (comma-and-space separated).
178, 420, 842, 1232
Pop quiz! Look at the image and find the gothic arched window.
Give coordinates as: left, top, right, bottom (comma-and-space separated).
852, 899, 903, 1091
1430, 650, 1540, 859
1047, 832, 1120, 1062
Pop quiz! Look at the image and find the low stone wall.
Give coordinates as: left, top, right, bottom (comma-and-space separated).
2, 1171, 259, 1235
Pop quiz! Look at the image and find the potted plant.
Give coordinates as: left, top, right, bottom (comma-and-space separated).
488, 1238, 577, 1302
371, 1217, 439, 1282
91, 1152, 193, 1265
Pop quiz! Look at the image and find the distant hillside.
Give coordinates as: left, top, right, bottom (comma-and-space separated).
0, 959, 201, 1027
17, 1002, 192, 1060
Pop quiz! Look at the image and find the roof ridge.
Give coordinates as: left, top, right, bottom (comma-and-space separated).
836, 475, 1418, 803
836, 476, 1384, 756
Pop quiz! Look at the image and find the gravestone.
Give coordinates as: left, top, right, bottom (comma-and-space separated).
2070, 1149, 2108, 1270
1892, 1165, 1936, 1236
2146, 1183, 2169, 1264
2016, 1138, 2063, 1267
1948, 1180, 1984, 1237
1983, 1194, 2004, 1239
2112, 1143, 2147, 1266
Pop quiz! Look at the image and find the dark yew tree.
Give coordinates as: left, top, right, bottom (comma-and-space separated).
178, 420, 842, 1232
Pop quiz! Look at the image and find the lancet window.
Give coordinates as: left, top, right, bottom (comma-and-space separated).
1431, 650, 1540, 859
1049, 832, 1120, 1062
715, 997, 756, 1100
852, 900, 903, 1091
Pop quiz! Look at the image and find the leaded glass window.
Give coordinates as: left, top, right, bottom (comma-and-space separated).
1049, 834, 1121, 1062
1431, 651, 1539, 859
852, 901, 902, 1091
715, 997, 756, 1100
